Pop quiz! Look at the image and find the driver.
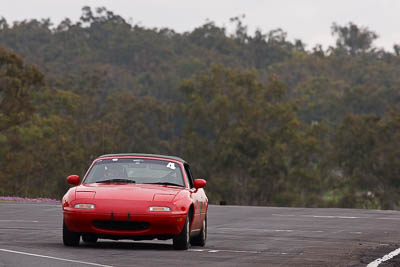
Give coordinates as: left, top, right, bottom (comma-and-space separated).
104, 163, 125, 179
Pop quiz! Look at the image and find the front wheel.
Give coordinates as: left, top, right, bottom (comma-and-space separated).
82, 234, 98, 243
190, 215, 207, 246
173, 215, 190, 250
63, 220, 80, 246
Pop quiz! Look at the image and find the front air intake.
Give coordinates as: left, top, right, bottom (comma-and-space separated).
93, 220, 150, 231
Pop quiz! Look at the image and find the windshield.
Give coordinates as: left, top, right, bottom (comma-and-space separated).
84, 158, 185, 187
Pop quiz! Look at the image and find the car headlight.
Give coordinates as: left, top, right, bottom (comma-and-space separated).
149, 206, 171, 212
74, 203, 95, 209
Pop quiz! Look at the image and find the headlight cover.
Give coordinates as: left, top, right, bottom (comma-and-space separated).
74, 203, 95, 209
149, 206, 171, 212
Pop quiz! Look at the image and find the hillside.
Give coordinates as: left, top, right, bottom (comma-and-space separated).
1, 7, 400, 209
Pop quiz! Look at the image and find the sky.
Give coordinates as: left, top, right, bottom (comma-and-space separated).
1, 0, 399, 51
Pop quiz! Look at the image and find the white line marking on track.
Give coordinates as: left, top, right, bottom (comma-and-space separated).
215, 249, 261, 254
217, 227, 294, 232
0, 248, 113, 267
308, 215, 360, 219
189, 248, 261, 254
367, 247, 400, 267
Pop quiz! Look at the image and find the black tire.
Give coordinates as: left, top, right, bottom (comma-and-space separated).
190, 215, 207, 247
173, 215, 191, 250
63, 220, 80, 246
82, 234, 98, 243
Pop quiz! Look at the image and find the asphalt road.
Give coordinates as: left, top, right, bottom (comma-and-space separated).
1, 202, 400, 266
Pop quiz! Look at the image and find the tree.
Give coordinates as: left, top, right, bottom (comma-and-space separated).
331, 22, 378, 55
0, 46, 44, 131
331, 112, 400, 209
180, 65, 320, 206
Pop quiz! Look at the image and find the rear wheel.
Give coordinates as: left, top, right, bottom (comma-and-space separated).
63, 220, 80, 246
173, 215, 190, 250
190, 215, 207, 246
82, 234, 98, 243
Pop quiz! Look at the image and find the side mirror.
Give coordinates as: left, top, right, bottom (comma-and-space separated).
67, 175, 80, 186
193, 179, 206, 189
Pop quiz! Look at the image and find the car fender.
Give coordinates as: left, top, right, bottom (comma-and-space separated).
62, 187, 77, 211
173, 190, 193, 215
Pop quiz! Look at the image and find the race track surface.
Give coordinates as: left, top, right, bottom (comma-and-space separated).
1, 202, 400, 266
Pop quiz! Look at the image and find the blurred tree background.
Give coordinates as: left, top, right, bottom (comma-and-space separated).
1, 7, 400, 209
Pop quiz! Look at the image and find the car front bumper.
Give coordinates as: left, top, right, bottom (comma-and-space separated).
63, 210, 187, 238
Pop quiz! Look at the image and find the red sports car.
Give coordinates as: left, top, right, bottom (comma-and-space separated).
62, 154, 208, 250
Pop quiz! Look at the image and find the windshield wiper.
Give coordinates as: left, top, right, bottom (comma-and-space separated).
96, 179, 136, 183
145, 182, 183, 187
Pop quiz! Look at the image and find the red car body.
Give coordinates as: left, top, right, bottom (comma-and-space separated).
62, 154, 208, 250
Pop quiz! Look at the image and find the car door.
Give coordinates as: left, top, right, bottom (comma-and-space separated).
184, 164, 202, 230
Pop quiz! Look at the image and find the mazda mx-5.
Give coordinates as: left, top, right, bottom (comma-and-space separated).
62, 153, 208, 250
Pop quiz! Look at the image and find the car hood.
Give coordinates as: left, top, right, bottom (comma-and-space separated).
75, 183, 183, 201
73, 183, 185, 215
